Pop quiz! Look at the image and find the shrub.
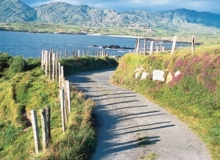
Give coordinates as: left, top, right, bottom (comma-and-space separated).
25, 58, 41, 71
0, 53, 11, 71
9, 56, 26, 73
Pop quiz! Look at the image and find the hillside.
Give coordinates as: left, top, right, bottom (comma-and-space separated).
34, 3, 220, 29
0, 0, 36, 22
1, 0, 220, 30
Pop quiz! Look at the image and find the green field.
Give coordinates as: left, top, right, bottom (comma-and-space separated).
1, 22, 220, 45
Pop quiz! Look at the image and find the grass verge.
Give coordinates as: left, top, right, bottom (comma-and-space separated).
0, 53, 117, 159
112, 44, 220, 160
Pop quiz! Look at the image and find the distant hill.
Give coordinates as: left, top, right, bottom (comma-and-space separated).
1, 0, 220, 29
0, 0, 36, 22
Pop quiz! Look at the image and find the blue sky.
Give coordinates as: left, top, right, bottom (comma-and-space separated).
21, 0, 220, 14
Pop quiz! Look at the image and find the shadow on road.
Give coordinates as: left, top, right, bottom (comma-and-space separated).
67, 69, 176, 160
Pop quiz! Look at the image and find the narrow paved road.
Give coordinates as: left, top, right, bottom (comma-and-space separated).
67, 68, 211, 160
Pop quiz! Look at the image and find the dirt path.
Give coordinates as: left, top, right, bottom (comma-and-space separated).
67, 68, 211, 160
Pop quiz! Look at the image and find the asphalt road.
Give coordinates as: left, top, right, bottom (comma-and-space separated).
67, 68, 211, 160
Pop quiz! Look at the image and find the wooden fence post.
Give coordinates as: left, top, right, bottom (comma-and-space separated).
64, 88, 68, 124
30, 110, 40, 154
137, 38, 140, 54
144, 39, 146, 55
55, 52, 58, 81
52, 53, 55, 81
61, 66, 64, 86
171, 36, 177, 54
43, 50, 46, 70
40, 109, 47, 150
58, 63, 61, 88
46, 106, 51, 142
45, 50, 48, 76
59, 88, 65, 133
65, 50, 67, 58
134, 39, 138, 53
49, 51, 52, 80
192, 35, 195, 53
150, 41, 154, 55
65, 80, 71, 113
41, 50, 44, 69
162, 46, 165, 52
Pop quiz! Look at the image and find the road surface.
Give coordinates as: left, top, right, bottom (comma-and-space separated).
67, 68, 211, 160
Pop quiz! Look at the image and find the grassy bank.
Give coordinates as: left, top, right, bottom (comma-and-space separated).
0, 53, 118, 159
60, 56, 118, 76
112, 45, 220, 160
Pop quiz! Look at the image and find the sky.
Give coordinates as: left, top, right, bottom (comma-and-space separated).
21, 0, 220, 14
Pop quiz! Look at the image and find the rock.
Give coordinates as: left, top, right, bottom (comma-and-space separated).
102, 45, 134, 49
153, 70, 165, 81
174, 71, 181, 77
109, 45, 120, 49
135, 72, 140, 79
166, 72, 173, 84
141, 71, 149, 80
134, 67, 144, 79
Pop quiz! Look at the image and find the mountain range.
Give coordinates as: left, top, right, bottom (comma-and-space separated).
1, 0, 220, 29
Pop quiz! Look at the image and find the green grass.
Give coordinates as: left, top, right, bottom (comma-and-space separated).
112, 44, 220, 160
139, 153, 159, 160
60, 56, 118, 76
0, 53, 109, 159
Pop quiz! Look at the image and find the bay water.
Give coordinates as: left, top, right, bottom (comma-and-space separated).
0, 31, 136, 58
0, 31, 190, 58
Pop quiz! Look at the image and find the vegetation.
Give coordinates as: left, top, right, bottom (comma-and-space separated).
112, 45, 220, 160
140, 153, 159, 160
60, 56, 118, 76
0, 53, 118, 159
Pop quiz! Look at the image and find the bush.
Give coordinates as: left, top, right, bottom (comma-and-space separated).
25, 58, 41, 71
0, 53, 11, 71
9, 56, 26, 73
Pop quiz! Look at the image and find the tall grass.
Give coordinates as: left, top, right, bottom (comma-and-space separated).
0, 53, 99, 159
112, 45, 220, 160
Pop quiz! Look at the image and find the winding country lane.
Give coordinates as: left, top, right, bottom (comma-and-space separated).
67, 68, 211, 160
